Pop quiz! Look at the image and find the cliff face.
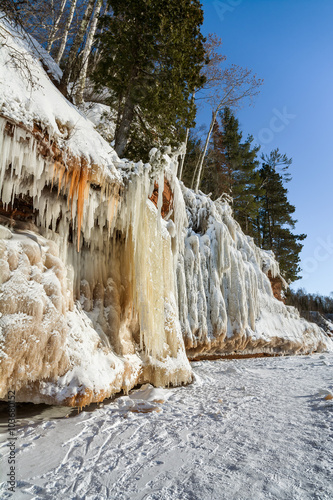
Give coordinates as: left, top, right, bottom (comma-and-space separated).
176, 188, 330, 359
0, 118, 192, 406
149, 178, 173, 219
0, 19, 192, 406
0, 96, 193, 405
0, 18, 332, 406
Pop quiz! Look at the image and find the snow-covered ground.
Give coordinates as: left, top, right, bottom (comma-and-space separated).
0, 353, 332, 500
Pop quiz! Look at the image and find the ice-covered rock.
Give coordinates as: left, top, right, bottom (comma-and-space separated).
0, 17, 192, 406
177, 187, 331, 358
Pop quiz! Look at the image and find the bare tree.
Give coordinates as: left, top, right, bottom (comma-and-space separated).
75, 0, 103, 105
46, 0, 67, 53
178, 34, 226, 181
2, 0, 55, 43
54, 0, 78, 65
192, 65, 263, 192
86, 0, 109, 75
187, 34, 263, 192
59, 0, 95, 96
0, 21, 38, 89
0, 1, 22, 24
177, 126, 189, 180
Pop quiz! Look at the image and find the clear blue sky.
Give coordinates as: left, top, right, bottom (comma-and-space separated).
198, 0, 333, 296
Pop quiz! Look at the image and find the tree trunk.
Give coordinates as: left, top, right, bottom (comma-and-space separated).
178, 93, 195, 180
46, 0, 67, 53
178, 127, 189, 180
193, 110, 217, 193
55, 0, 78, 65
114, 96, 135, 158
268, 215, 273, 248
75, 0, 102, 105
256, 215, 261, 247
59, 0, 95, 96
88, 1, 109, 74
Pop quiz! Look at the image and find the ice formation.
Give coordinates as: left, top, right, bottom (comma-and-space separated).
0, 18, 191, 405
0, 17, 331, 406
0, 99, 193, 404
177, 187, 331, 358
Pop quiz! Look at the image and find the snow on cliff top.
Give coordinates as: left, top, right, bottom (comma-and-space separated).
0, 17, 121, 183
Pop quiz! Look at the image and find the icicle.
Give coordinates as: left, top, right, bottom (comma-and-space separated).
76, 164, 89, 251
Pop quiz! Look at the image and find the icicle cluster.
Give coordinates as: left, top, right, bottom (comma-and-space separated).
0, 228, 70, 398
0, 111, 192, 404
177, 186, 331, 357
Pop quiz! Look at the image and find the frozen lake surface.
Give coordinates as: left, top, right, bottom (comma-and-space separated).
1, 353, 332, 499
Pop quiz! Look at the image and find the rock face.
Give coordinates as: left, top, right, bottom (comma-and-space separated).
0, 17, 332, 406
149, 178, 173, 219
308, 312, 333, 337
0, 130, 193, 405
267, 270, 286, 302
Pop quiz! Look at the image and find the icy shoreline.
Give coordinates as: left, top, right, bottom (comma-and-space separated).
0, 353, 332, 499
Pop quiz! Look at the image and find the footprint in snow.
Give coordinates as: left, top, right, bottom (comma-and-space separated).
42, 421, 55, 430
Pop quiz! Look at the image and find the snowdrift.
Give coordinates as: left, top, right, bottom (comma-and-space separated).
0, 17, 331, 406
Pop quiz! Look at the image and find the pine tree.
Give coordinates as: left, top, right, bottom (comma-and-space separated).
200, 107, 261, 238
258, 149, 306, 282
93, 0, 206, 160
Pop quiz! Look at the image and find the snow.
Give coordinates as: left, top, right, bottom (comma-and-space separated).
0, 353, 332, 499
37, 305, 143, 405
81, 101, 116, 143
0, 17, 121, 181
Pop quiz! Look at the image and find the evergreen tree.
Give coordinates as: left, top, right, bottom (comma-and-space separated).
93, 0, 206, 160
200, 107, 261, 238
286, 288, 333, 321
258, 149, 306, 282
